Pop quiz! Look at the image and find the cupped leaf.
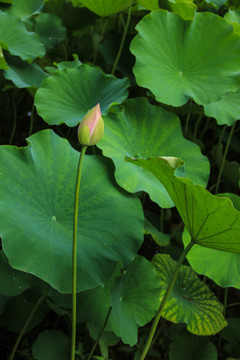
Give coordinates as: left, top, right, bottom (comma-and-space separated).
169, 330, 217, 360
4, 54, 48, 88
0, 10, 45, 61
153, 254, 227, 335
99, 98, 209, 208
126, 156, 240, 254
110, 255, 161, 345
35, 65, 129, 127
0, 46, 8, 70
204, 89, 240, 126
10, 0, 44, 18
0, 130, 143, 293
32, 330, 70, 360
183, 193, 240, 289
0, 251, 39, 296
71, 0, 132, 16
130, 10, 240, 107
34, 13, 66, 50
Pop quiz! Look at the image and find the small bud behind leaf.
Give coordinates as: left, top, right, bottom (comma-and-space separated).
77, 103, 104, 146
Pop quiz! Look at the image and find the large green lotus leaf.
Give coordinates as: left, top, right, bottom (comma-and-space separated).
130, 10, 240, 107
35, 65, 129, 127
153, 254, 227, 335
204, 89, 240, 126
0, 130, 143, 293
126, 156, 240, 254
71, 0, 132, 16
0, 10, 45, 61
137, 0, 159, 10
77, 263, 121, 343
169, 330, 217, 360
182, 193, 240, 289
34, 13, 66, 50
4, 54, 48, 88
10, 0, 44, 18
32, 330, 70, 360
99, 98, 209, 208
110, 255, 161, 345
0, 251, 39, 296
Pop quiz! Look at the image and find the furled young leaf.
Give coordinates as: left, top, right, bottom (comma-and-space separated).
9, 0, 44, 19
0, 130, 143, 293
126, 156, 240, 254
71, 0, 132, 16
99, 98, 209, 208
0, 45, 8, 70
183, 193, 240, 289
0, 251, 39, 296
32, 330, 70, 360
34, 13, 66, 50
153, 254, 227, 335
35, 65, 129, 127
169, 330, 217, 360
0, 10, 45, 61
204, 89, 240, 126
4, 54, 48, 88
130, 10, 240, 107
110, 256, 161, 345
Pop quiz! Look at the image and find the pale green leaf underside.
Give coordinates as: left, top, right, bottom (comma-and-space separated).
130, 10, 240, 107
99, 98, 209, 208
35, 64, 129, 127
0, 10, 45, 61
72, 0, 132, 16
153, 254, 227, 335
0, 130, 143, 293
126, 156, 240, 254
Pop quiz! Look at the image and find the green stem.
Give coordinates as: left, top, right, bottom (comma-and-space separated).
29, 102, 35, 136
139, 240, 195, 360
193, 113, 203, 141
227, 301, 240, 308
71, 145, 87, 360
215, 123, 235, 194
9, 285, 50, 360
111, 2, 133, 75
87, 307, 112, 360
9, 90, 17, 145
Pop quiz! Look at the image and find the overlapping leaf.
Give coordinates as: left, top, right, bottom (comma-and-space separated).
35, 64, 129, 126
0, 130, 143, 293
99, 98, 209, 208
126, 156, 240, 254
32, 330, 70, 360
153, 254, 227, 335
0, 10, 45, 61
9, 0, 44, 18
130, 10, 240, 107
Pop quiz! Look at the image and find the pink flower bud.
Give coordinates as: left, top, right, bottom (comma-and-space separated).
77, 103, 104, 146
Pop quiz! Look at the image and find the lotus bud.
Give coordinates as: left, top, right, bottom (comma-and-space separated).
77, 103, 104, 146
